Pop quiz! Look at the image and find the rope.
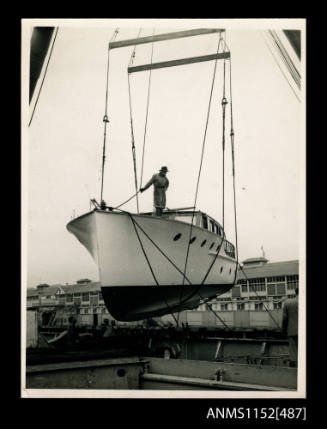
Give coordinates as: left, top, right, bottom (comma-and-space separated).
176, 33, 224, 325
139, 29, 155, 188
269, 30, 301, 89
127, 212, 179, 325
221, 42, 227, 232
114, 190, 140, 209
181, 34, 224, 287
197, 293, 232, 330
261, 31, 300, 102
127, 29, 142, 213
228, 50, 240, 284
29, 27, 59, 127
123, 211, 193, 286
238, 263, 281, 330
100, 28, 119, 203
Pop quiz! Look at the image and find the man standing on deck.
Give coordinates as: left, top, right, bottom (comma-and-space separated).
282, 287, 299, 367
140, 166, 169, 216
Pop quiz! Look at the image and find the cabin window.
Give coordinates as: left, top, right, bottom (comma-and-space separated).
229, 268, 232, 275
201, 240, 207, 247
209, 242, 215, 250
202, 215, 208, 229
175, 216, 196, 225
173, 233, 182, 241
189, 237, 196, 244
210, 220, 215, 232
214, 224, 219, 234
220, 266, 223, 273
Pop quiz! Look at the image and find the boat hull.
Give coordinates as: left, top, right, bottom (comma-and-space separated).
101, 284, 232, 321
67, 210, 237, 321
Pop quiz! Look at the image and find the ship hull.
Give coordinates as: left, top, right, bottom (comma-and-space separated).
101, 284, 232, 321
67, 210, 237, 321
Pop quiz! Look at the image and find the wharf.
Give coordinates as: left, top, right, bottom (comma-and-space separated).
26, 356, 297, 391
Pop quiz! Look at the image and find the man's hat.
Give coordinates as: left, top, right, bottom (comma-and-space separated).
160, 166, 169, 172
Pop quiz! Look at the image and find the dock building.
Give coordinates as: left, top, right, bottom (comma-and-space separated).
27, 257, 299, 329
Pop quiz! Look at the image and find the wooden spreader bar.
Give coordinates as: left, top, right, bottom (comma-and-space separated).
109, 28, 225, 50
128, 51, 230, 74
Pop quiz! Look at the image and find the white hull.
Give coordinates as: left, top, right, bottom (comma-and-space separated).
67, 210, 237, 320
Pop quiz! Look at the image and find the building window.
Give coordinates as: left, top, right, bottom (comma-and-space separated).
231, 286, 241, 298
255, 302, 263, 310
66, 294, 73, 303
248, 278, 266, 293
276, 284, 286, 295
242, 284, 248, 293
221, 304, 228, 311
273, 302, 282, 309
286, 275, 299, 290
82, 292, 89, 302
90, 293, 98, 306
267, 276, 286, 283
74, 297, 81, 306
237, 303, 245, 310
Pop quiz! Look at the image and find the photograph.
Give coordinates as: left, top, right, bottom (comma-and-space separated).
21, 18, 305, 400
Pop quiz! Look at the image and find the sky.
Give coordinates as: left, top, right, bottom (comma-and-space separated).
23, 19, 305, 288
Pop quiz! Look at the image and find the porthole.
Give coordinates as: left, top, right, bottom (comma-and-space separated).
220, 266, 223, 273
189, 237, 196, 244
229, 268, 232, 274
173, 233, 182, 241
216, 244, 220, 251
201, 240, 207, 247
117, 369, 126, 377
209, 242, 215, 250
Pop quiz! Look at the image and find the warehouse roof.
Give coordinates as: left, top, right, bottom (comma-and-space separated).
237, 260, 299, 280
60, 282, 101, 294
27, 288, 39, 297
37, 285, 64, 296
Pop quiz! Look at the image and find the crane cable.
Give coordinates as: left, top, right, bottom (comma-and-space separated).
181, 33, 224, 290
139, 29, 155, 189
177, 33, 225, 325
127, 28, 143, 213
100, 28, 119, 203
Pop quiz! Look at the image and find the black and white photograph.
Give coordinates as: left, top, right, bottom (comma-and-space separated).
21, 18, 305, 399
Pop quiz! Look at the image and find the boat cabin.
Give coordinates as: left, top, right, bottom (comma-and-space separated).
141, 209, 225, 237
140, 208, 235, 258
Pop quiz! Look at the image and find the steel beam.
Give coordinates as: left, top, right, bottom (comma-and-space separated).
128, 52, 230, 74
109, 28, 225, 50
